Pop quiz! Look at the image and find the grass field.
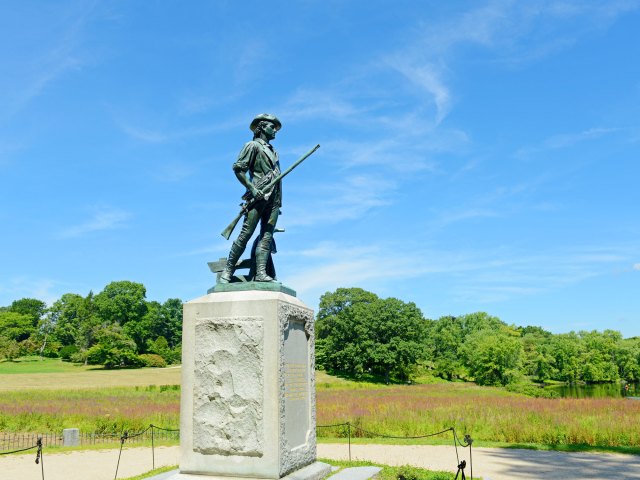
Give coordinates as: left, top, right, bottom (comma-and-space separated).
0, 356, 96, 374
1, 359, 639, 453
0, 357, 181, 390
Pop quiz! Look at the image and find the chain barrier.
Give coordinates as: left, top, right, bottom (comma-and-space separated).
0, 443, 39, 455
1, 424, 471, 480
0, 437, 45, 479
317, 421, 352, 460
148, 424, 179, 470
317, 422, 473, 477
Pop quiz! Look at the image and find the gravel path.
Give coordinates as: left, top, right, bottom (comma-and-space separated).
2, 444, 640, 480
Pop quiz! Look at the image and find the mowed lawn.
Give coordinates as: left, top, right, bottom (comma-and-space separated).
0, 357, 181, 390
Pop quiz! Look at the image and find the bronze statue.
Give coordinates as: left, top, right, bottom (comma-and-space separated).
218, 114, 319, 284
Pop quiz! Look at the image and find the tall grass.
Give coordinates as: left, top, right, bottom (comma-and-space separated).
0, 386, 179, 433
316, 383, 640, 448
1, 375, 639, 449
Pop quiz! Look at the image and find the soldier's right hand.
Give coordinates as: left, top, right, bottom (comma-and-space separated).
250, 186, 265, 200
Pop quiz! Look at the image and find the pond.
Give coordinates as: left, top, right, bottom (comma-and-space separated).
544, 382, 640, 398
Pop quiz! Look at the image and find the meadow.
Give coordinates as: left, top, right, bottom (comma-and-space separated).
0, 357, 181, 390
1, 360, 639, 452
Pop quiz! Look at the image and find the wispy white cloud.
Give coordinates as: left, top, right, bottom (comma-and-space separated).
409, 1, 640, 65
279, 88, 369, 123
515, 127, 621, 159
1, 3, 96, 120
114, 116, 243, 143
633, 263, 640, 271
58, 207, 131, 239
284, 173, 396, 227
379, 0, 640, 127
286, 239, 637, 305
0, 277, 60, 306
384, 62, 452, 124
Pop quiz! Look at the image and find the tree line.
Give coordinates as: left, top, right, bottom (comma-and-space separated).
316, 287, 640, 389
0, 281, 182, 368
3, 283, 639, 388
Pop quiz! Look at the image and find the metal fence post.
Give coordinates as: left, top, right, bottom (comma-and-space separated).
347, 422, 351, 461
151, 425, 155, 470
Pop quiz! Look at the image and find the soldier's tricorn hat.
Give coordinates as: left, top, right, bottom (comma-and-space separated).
250, 113, 282, 132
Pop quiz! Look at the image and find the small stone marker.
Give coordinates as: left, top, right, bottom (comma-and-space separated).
329, 467, 382, 480
62, 428, 80, 447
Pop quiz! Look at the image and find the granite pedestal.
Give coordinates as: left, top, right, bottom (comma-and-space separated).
172, 290, 328, 480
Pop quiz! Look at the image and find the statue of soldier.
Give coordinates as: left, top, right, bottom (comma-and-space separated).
219, 113, 282, 283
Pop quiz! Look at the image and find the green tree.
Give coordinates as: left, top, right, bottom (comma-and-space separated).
158, 298, 183, 348
579, 330, 621, 383
0, 336, 20, 360
616, 338, 640, 381
0, 311, 36, 342
426, 316, 467, 381
549, 332, 585, 382
317, 288, 427, 382
462, 327, 523, 386
520, 326, 556, 382
123, 300, 157, 353
10, 298, 47, 327
426, 312, 509, 381
86, 323, 142, 368
94, 281, 148, 326
48, 293, 86, 346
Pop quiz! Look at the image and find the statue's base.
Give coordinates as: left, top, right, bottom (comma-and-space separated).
179, 290, 316, 479
208, 281, 296, 297
163, 462, 331, 480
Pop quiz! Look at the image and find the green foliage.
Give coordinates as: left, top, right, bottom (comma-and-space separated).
9, 298, 47, 326
157, 298, 183, 348
147, 336, 180, 364
48, 293, 86, 346
139, 353, 168, 368
94, 281, 148, 326
86, 324, 142, 368
317, 288, 427, 382
462, 327, 523, 386
1, 283, 182, 369
395, 465, 452, 480
0, 311, 36, 342
426, 312, 510, 382
505, 381, 559, 398
59, 344, 79, 361
0, 336, 20, 360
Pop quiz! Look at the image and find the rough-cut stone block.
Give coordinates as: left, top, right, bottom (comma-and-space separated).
179, 290, 318, 479
193, 317, 263, 457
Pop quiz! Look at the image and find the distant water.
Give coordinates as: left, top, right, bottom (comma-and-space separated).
545, 382, 640, 398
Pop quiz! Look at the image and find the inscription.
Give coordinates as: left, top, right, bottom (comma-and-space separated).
285, 362, 308, 400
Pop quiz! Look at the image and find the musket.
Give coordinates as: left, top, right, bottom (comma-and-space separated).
221, 144, 320, 239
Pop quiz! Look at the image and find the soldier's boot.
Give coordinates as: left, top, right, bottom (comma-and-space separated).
219, 242, 243, 283
254, 247, 274, 282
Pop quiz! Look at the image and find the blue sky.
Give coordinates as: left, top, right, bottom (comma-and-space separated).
1, 1, 639, 337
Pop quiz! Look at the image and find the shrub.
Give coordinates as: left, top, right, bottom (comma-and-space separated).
396, 465, 450, 480
505, 381, 559, 398
139, 354, 167, 368
59, 345, 79, 361
70, 350, 88, 364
